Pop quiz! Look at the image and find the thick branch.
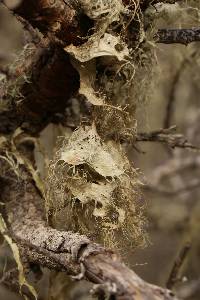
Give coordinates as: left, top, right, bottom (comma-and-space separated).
4, 0, 93, 46
156, 28, 200, 45
0, 41, 79, 134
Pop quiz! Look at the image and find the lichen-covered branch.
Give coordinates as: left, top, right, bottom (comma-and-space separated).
0, 153, 178, 300
4, 0, 92, 46
156, 28, 200, 45
0, 41, 79, 134
5, 0, 199, 48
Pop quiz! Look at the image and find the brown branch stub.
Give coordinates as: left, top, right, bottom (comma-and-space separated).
167, 242, 191, 289
155, 28, 200, 45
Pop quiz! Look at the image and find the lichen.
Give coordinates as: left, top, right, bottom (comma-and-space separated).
45, 0, 156, 250
46, 125, 146, 249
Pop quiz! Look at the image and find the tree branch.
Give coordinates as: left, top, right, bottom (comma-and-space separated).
0, 41, 79, 135
4, 0, 200, 47
3, 0, 93, 46
0, 151, 178, 300
155, 28, 200, 45
136, 126, 200, 150
167, 242, 191, 289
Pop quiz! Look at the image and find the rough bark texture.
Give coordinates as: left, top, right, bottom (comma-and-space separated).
13, 0, 93, 46
0, 41, 79, 134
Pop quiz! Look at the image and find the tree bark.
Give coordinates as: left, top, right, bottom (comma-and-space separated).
0, 40, 79, 134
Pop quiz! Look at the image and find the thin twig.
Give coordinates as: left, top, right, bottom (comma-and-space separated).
15, 16, 42, 45
136, 126, 200, 150
166, 242, 191, 289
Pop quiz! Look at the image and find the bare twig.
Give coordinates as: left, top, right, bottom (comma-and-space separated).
4, 0, 199, 47
155, 28, 200, 45
15, 15, 42, 45
136, 126, 200, 150
166, 243, 191, 289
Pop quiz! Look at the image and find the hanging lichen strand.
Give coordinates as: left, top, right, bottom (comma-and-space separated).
46, 0, 153, 249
